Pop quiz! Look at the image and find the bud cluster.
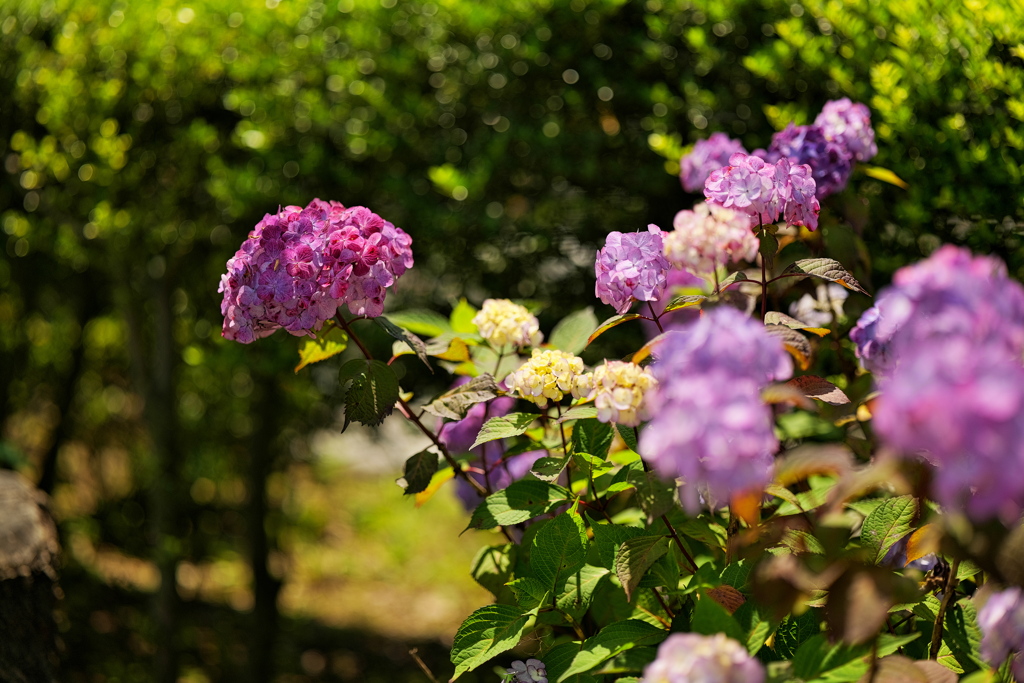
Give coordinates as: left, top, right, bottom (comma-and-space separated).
505, 349, 591, 408
587, 360, 657, 427
472, 299, 542, 349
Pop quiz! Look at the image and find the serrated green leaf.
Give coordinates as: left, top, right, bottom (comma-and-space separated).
663, 295, 705, 313
340, 359, 399, 430
421, 374, 501, 420
557, 564, 610, 619
942, 600, 983, 675
551, 307, 599, 354
471, 543, 515, 597
508, 576, 552, 611
557, 620, 667, 682
531, 456, 569, 482
533, 509, 589, 592
615, 535, 669, 601
627, 470, 677, 522
470, 412, 537, 450
771, 610, 822, 659
782, 258, 868, 295
591, 523, 650, 568
450, 604, 532, 679
451, 298, 479, 334
543, 642, 599, 683
692, 595, 746, 644
587, 313, 643, 346
399, 449, 438, 495
558, 404, 599, 423
294, 324, 349, 373
571, 418, 614, 460
734, 600, 775, 655
672, 514, 728, 549
617, 424, 639, 453
375, 315, 431, 368
467, 480, 570, 530
861, 495, 917, 564
382, 309, 451, 337
591, 648, 657, 675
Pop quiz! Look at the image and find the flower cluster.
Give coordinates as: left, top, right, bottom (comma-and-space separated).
640, 307, 791, 510
642, 633, 765, 683
789, 283, 848, 328
595, 226, 671, 314
588, 361, 657, 427
679, 132, 748, 193
766, 123, 853, 199
704, 154, 820, 231
472, 299, 542, 349
506, 659, 548, 683
218, 199, 414, 342
663, 201, 758, 276
979, 587, 1024, 680
505, 349, 591, 408
815, 98, 878, 162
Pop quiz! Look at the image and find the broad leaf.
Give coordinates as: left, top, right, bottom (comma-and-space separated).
719, 271, 749, 289
470, 412, 537, 450
558, 404, 598, 423
614, 536, 670, 601
398, 449, 438, 495
592, 523, 651, 567
764, 311, 830, 336
691, 597, 746, 644
774, 444, 855, 487
760, 230, 779, 274
942, 600, 983, 675
550, 307, 599, 354
470, 543, 515, 597
294, 324, 349, 372
571, 418, 614, 460
530, 456, 569, 482
340, 359, 400, 430
627, 470, 677, 522
467, 480, 570, 530
508, 576, 552, 611
861, 495, 917, 564
663, 294, 705, 313
556, 564, 610, 619
450, 604, 532, 679
787, 375, 850, 405
617, 424, 639, 453
557, 620, 667, 682
421, 374, 501, 420
587, 313, 643, 346
532, 509, 589, 592
764, 324, 813, 370
782, 258, 868, 294
450, 298, 479, 333
381, 308, 451, 337
375, 315, 431, 368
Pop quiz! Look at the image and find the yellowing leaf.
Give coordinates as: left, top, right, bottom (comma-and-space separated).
294, 325, 349, 373
414, 466, 455, 507
863, 165, 910, 189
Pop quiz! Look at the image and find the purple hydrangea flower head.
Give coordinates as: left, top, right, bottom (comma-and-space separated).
218, 199, 414, 342
815, 98, 878, 162
595, 225, 671, 314
640, 307, 791, 510
850, 246, 1024, 377
704, 153, 819, 230
768, 123, 853, 198
874, 337, 1024, 522
680, 132, 748, 193
642, 633, 765, 683
978, 587, 1024, 680
507, 658, 548, 683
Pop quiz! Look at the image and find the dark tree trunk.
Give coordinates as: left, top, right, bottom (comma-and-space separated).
0, 471, 60, 683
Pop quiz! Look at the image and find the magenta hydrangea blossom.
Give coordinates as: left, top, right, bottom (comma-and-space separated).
642, 633, 765, 683
874, 337, 1024, 522
979, 587, 1024, 680
595, 225, 671, 314
640, 307, 791, 510
815, 98, 878, 162
850, 246, 1024, 377
704, 153, 820, 231
679, 132, 748, 193
768, 123, 853, 198
218, 199, 414, 342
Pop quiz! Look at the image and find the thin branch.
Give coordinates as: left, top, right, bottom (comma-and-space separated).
929, 558, 962, 659
408, 649, 440, 683
647, 301, 665, 333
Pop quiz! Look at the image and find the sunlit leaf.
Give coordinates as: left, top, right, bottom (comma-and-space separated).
863, 165, 910, 189
787, 375, 851, 405
550, 307, 599, 354
397, 449, 439, 495
383, 309, 451, 337
450, 604, 532, 679
421, 374, 501, 420
451, 298, 479, 333
662, 295, 705, 313
587, 313, 643, 346
556, 620, 667, 682
376, 316, 431, 369
469, 412, 537, 450
781, 258, 869, 295
294, 324, 349, 373
467, 480, 570, 530
764, 311, 830, 336
861, 495, 917, 564
614, 535, 669, 601
764, 324, 813, 370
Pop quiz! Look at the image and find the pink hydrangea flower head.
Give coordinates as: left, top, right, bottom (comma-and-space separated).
704, 153, 819, 230
642, 633, 765, 683
768, 123, 853, 198
664, 201, 758, 276
815, 98, 878, 162
874, 337, 1024, 522
680, 132, 748, 193
979, 587, 1024, 681
595, 225, 671, 314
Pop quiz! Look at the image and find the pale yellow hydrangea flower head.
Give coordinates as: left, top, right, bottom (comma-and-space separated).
588, 360, 657, 427
506, 349, 590, 407
472, 299, 543, 349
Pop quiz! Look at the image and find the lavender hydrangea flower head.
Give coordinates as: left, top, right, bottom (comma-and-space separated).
679, 132, 748, 193
874, 337, 1024, 522
595, 225, 671, 314
815, 98, 878, 162
768, 123, 853, 198
507, 658, 548, 683
978, 587, 1024, 680
642, 633, 765, 683
663, 201, 758, 276
704, 153, 819, 231
218, 199, 413, 342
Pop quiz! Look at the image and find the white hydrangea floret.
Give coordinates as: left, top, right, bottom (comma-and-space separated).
505, 349, 589, 408
472, 299, 543, 349
663, 201, 758, 276
643, 633, 765, 683
588, 360, 657, 427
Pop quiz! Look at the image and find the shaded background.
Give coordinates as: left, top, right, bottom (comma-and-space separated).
0, 0, 1022, 680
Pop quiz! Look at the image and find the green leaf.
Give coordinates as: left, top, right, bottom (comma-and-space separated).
550, 307, 599, 354
719, 271, 749, 289
592, 523, 650, 567
470, 543, 515, 597
592, 648, 656, 675
587, 313, 643, 346
861, 495, 917, 564
450, 604, 532, 679
467, 480, 570, 530
617, 424, 639, 453
614, 535, 669, 601
340, 359, 400, 430
942, 600, 983, 675
792, 634, 869, 681
556, 564, 610, 619
691, 595, 746, 644
558, 404, 598, 423
557, 620, 667, 682
530, 456, 569, 482
734, 600, 775, 655
294, 324, 349, 373
663, 295, 705, 313
532, 509, 589, 592
571, 418, 614, 460
543, 642, 599, 683
470, 412, 537, 450
381, 309, 451, 337
375, 316, 431, 368
421, 374, 501, 420
771, 610, 822, 659
398, 449, 438, 495
760, 230, 779, 274
781, 258, 868, 295
508, 576, 552, 611
627, 470, 677, 522
451, 298, 479, 334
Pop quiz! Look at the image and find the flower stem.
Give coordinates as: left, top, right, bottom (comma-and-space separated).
634, 427, 699, 574
647, 301, 665, 333
929, 557, 962, 659
759, 219, 767, 322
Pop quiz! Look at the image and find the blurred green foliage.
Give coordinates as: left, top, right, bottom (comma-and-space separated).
0, 0, 1022, 680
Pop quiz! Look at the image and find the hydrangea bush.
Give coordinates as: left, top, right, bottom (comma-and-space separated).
221, 101, 1024, 682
